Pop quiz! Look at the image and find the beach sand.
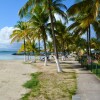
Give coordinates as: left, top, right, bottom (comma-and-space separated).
0, 60, 37, 100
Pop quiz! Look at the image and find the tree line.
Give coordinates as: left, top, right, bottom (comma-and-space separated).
10, 0, 100, 72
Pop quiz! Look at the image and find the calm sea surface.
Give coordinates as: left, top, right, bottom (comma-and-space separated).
0, 51, 27, 60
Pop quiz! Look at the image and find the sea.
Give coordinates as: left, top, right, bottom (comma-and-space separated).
0, 51, 26, 60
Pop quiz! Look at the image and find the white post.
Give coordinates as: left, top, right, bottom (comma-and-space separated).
29, 54, 31, 60
54, 56, 62, 72
24, 55, 26, 62
44, 56, 47, 66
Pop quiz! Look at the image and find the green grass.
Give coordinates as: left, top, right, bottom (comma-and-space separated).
21, 72, 77, 100
23, 73, 40, 88
21, 72, 42, 100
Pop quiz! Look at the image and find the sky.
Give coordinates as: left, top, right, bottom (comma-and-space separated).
0, 0, 75, 51
0, 0, 27, 51
0, 0, 89, 51
0, 0, 74, 29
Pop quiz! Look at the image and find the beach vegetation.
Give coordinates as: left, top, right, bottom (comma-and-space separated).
21, 71, 76, 100
18, 0, 67, 72
10, 21, 32, 61
9, 0, 100, 73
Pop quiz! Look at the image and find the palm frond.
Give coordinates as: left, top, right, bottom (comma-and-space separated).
68, 22, 80, 30
67, 0, 93, 17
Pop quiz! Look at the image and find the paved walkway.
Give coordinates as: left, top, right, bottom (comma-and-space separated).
72, 62, 100, 100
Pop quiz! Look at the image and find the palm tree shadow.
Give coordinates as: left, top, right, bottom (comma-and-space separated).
60, 62, 75, 64
60, 62, 99, 75
62, 71, 75, 74
72, 65, 82, 69
50, 61, 56, 63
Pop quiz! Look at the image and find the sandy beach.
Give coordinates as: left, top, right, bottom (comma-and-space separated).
0, 60, 37, 100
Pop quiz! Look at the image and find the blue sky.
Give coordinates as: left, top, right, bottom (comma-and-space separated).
0, 0, 75, 51
0, 0, 77, 51
0, 0, 28, 28
0, 0, 74, 28
0, 0, 74, 29
0, 0, 96, 51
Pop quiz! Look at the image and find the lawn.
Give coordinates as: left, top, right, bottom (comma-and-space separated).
21, 61, 77, 100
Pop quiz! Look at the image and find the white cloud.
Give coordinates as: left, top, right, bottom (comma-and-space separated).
0, 27, 15, 43
48, 13, 66, 23
54, 14, 65, 23
0, 27, 21, 51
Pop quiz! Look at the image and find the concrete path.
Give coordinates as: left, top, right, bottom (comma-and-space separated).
72, 61, 100, 100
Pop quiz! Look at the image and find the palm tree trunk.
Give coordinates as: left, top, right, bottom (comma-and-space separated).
48, 0, 62, 72
87, 29, 89, 56
89, 25, 91, 56
38, 35, 41, 60
62, 41, 65, 61
24, 38, 26, 62
39, 34, 40, 55
43, 37, 47, 66
42, 27, 47, 66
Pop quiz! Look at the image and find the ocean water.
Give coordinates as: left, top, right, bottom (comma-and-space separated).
0, 51, 26, 60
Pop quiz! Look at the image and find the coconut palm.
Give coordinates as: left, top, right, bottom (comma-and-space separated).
29, 5, 49, 66
47, 0, 67, 72
67, 0, 99, 20
90, 38, 100, 50
74, 36, 87, 52
47, 41, 53, 52
54, 21, 71, 54
10, 21, 31, 61
67, 0, 100, 56
67, 19, 90, 54
92, 20, 100, 40
18, 0, 67, 72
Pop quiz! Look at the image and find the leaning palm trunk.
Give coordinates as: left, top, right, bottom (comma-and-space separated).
48, 0, 62, 72
43, 37, 47, 66
54, 55, 62, 72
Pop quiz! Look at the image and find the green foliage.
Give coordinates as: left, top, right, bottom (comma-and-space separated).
90, 38, 100, 50
23, 72, 41, 89
21, 72, 42, 100
67, 0, 100, 39
46, 41, 53, 52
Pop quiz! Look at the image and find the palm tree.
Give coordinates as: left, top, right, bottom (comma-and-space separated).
47, 0, 67, 72
90, 38, 100, 50
54, 21, 70, 54
92, 20, 100, 40
10, 21, 30, 62
29, 5, 49, 66
18, 0, 67, 72
67, 0, 100, 57
47, 41, 53, 52
67, 20, 89, 54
